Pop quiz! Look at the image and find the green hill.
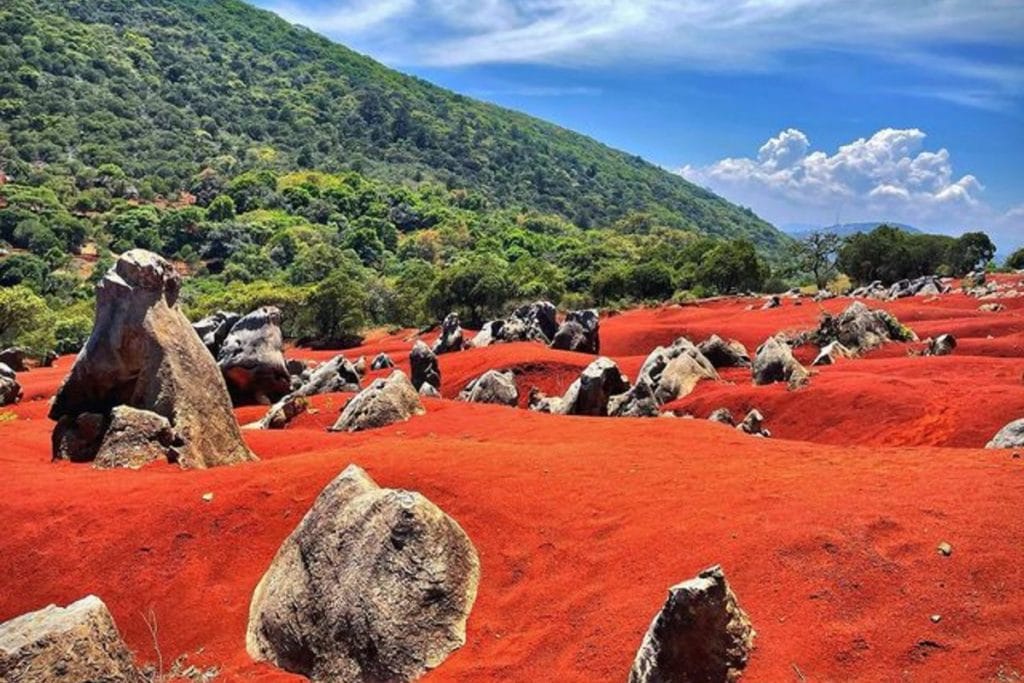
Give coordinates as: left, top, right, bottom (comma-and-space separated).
0, 0, 784, 249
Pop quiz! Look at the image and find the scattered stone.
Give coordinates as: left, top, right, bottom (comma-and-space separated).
457, 369, 518, 406
637, 338, 718, 403
0, 362, 22, 406
254, 394, 309, 430
530, 357, 630, 416
737, 409, 770, 437
0, 595, 142, 682
410, 340, 441, 392
49, 250, 255, 469
608, 379, 660, 418
432, 312, 465, 355
92, 405, 180, 469
370, 352, 395, 370
698, 335, 751, 369
217, 306, 291, 405
979, 302, 1005, 313
811, 301, 916, 353
752, 336, 808, 387
708, 408, 736, 426
192, 310, 240, 356
419, 382, 441, 398
930, 614, 942, 624
290, 354, 361, 397
0, 347, 28, 372
937, 542, 952, 557
202, 492, 214, 502
246, 464, 479, 683
40, 350, 57, 367
761, 295, 780, 310
985, 418, 1024, 449
468, 320, 504, 348
353, 355, 367, 376
629, 565, 754, 683
330, 371, 425, 432
888, 276, 948, 299
925, 334, 957, 357
812, 341, 854, 366
550, 309, 600, 354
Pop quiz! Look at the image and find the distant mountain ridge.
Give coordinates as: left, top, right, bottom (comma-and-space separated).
0, 0, 788, 251
782, 221, 922, 239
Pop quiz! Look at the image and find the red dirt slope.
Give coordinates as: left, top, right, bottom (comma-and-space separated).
2, 288, 1023, 681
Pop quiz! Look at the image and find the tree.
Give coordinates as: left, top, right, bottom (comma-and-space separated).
948, 231, 995, 275
306, 268, 368, 340
790, 231, 840, 289
697, 239, 765, 293
0, 285, 56, 354
207, 194, 236, 221
426, 254, 512, 326
1005, 247, 1024, 271
630, 261, 675, 300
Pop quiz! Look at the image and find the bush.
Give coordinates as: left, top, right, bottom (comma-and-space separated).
0, 285, 56, 354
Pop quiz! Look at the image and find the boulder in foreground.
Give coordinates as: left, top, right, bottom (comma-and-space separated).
751, 336, 808, 387
986, 418, 1024, 449
629, 565, 754, 683
330, 370, 424, 432
0, 595, 141, 682
247, 464, 479, 683
49, 250, 255, 469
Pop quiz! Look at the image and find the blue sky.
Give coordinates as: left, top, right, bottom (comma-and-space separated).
252, 0, 1024, 248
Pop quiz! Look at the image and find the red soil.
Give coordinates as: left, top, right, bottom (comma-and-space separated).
3, 287, 1024, 681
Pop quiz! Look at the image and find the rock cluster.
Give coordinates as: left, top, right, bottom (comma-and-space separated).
330, 370, 424, 432
629, 565, 755, 683
470, 301, 601, 354
529, 357, 630, 416
636, 338, 719, 404
0, 595, 142, 682
49, 250, 255, 469
247, 464, 479, 683
850, 275, 948, 300
810, 301, 916, 353
458, 369, 519, 406
752, 336, 808, 387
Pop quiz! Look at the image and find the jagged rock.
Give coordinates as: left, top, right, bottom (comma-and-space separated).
608, 379, 660, 418
752, 336, 808, 387
0, 347, 28, 372
550, 309, 600, 354
850, 279, 889, 299
629, 565, 754, 683
0, 362, 21, 406
527, 386, 565, 414
457, 369, 518, 406
49, 250, 255, 469
217, 306, 291, 405
698, 335, 751, 369
52, 413, 107, 462
812, 341, 854, 366
813, 289, 836, 301
41, 350, 57, 367
92, 405, 180, 469
371, 353, 395, 370
432, 312, 465, 355
468, 320, 503, 348
330, 371, 424, 432
979, 302, 1005, 312
812, 301, 915, 353
291, 354, 361, 397
0, 595, 142, 682
962, 271, 986, 289
246, 464, 479, 683
418, 382, 441, 398
888, 275, 947, 299
708, 408, 735, 426
638, 339, 718, 403
761, 295, 781, 310
254, 394, 309, 430
531, 357, 629, 416
987, 419, 1024, 448
925, 333, 957, 356
192, 310, 240, 356
737, 409, 770, 437
286, 358, 308, 376
410, 341, 440, 392
353, 356, 367, 376
498, 301, 558, 344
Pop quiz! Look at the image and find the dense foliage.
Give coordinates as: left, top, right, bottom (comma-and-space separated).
0, 0, 785, 250
836, 225, 995, 285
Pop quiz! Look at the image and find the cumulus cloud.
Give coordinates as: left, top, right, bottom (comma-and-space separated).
678, 127, 1024, 246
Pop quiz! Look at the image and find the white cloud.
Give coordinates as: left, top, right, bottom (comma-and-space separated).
678, 127, 1024, 247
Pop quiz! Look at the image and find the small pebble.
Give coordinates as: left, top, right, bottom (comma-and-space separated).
1013, 452, 1021, 459
201, 492, 214, 502
937, 542, 953, 557
930, 614, 942, 623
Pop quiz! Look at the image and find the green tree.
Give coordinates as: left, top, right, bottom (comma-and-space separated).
0, 285, 56, 354
697, 239, 765, 293
207, 194, 236, 221
427, 254, 512, 326
307, 268, 368, 340
790, 230, 840, 289
948, 231, 996, 275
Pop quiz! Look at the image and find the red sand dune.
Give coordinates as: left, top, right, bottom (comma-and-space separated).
2, 287, 1024, 681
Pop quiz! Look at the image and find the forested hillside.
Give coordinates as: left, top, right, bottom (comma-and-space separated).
0, 0, 783, 248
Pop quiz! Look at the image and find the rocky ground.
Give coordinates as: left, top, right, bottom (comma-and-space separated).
2, 278, 1024, 681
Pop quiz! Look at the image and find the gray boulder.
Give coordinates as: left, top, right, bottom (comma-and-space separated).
698, 335, 751, 369
708, 408, 735, 426
986, 418, 1024, 449
608, 379, 660, 418
925, 333, 957, 356
0, 595, 142, 682
531, 357, 629, 416
813, 301, 916, 353
629, 565, 755, 683
92, 405, 180, 469
217, 306, 291, 405
752, 336, 808, 387
330, 371, 424, 432
499, 301, 558, 344
432, 312, 465, 355
246, 464, 479, 683
371, 353, 395, 370
550, 309, 600, 354
192, 310, 240, 356
410, 341, 441, 392
457, 369, 518, 406
253, 394, 309, 430
737, 409, 770, 437
0, 362, 21, 406
0, 347, 28, 372
419, 382, 441, 398
638, 338, 718, 404
292, 354, 361, 397
468, 320, 503, 348
49, 250, 255, 469
812, 341, 854, 366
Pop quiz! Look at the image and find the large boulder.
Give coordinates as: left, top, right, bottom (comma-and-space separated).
813, 301, 916, 353
752, 336, 808, 387
330, 370, 425, 432
550, 309, 600, 354
986, 418, 1024, 449
192, 310, 240, 356
698, 335, 751, 369
638, 338, 718, 403
0, 347, 28, 372
0, 362, 21, 406
457, 369, 519, 406
409, 341, 440, 392
0, 595, 142, 682
291, 354, 361, 397
217, 306, 291, 405
247, 464, 479, 683
49, 250, 255, 469
468, 320, 503, 348
608, 378, 661, 418
629, 565, 755, 683
92, 405, 180, 469
499, 301, 558, 344
531, 357, 630, 416
432, 312, 465, 355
